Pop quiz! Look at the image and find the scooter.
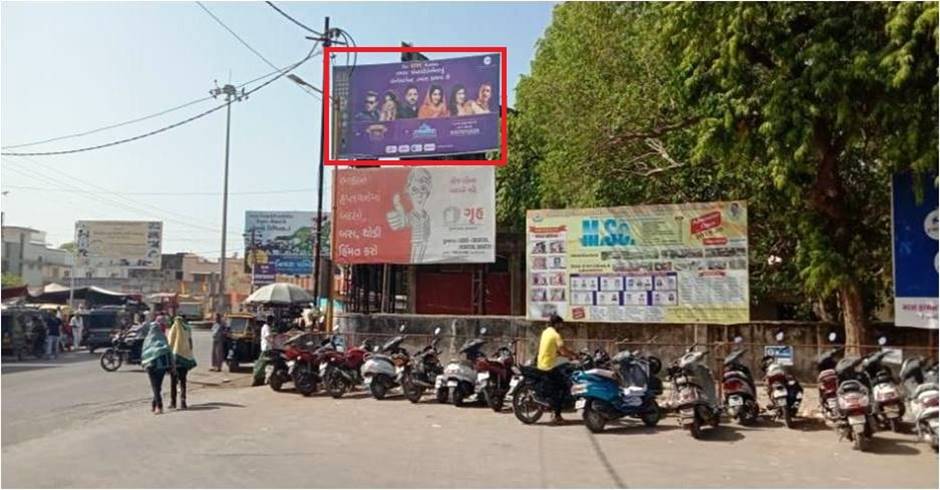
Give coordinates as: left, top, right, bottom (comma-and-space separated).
815, 338, 843, 423
511, 351, 598, 425
320, 336, 373, 399
571, 348, 662, 433
900, 356, 939, 451
475, 338, 517, 411
669, 344, 722, 439
402, 327, 444, 403
361, 325, 410, 400
721, 337, 759, 425
265, 348, 291, 392
438, 327, 489, 407
835, 356, 875, 451
863, 342, 905, 432
760, 355, 803, 429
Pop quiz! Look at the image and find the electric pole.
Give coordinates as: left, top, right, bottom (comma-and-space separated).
210, 82, 246, 313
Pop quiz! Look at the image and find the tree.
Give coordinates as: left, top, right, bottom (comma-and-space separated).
58, 242, 76, 253
658, 2, 938, 353
2, 273, 24, 289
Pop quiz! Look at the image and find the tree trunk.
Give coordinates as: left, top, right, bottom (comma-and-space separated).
840, 280, 867, 356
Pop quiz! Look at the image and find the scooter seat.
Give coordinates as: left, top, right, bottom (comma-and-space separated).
817, 369, 837, 381
585, 368, 618, 380
723, 370, 750, 380
915, 383, 939, 398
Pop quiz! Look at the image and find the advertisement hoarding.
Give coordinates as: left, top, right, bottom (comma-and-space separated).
245, 211, 327, 277
891, 172, 939, 329
333, 166, 495, 264
526, 201, 749, 324
336, 54, 501, 160
75, 221, 162, 269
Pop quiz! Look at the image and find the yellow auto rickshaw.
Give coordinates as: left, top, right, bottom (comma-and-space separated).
225, 313, 261, 372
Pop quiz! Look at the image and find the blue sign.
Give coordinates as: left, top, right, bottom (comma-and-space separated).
892, 172, 939, 328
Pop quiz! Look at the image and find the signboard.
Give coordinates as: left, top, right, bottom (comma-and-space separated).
764, 345, 794, 366
333, 166, 495, 264
526, 201, 749, 324
337, 54, 501, 159
244, 211, 326, 277
891, 172, 939, 329
75, 221, 162, 269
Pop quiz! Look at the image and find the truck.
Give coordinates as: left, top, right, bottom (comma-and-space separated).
177, 302, 204, 322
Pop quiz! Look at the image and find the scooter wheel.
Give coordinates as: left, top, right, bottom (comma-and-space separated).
641, 401, 661, 427
403, 377, 424, 404
325, 371, 349, 399
889, 418, 901, 433
269, 374, 284, 392
436, 387, 449, 404
583, 402, 607, 433
370, 379, 388, 400
783, 408, 794, 429
687, 417, 703, 439
852, 434, 868, 452
99, 349, 122, 372
451, 386, 466, 407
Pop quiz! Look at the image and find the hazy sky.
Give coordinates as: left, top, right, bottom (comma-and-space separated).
1, 1, 555, 256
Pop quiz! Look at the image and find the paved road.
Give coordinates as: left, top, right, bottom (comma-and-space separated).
0, 328, 239, 447
2, 364, 937, 488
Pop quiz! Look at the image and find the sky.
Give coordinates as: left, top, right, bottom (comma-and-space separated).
0, 1, 555, 257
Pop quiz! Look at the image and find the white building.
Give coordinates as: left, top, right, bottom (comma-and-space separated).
1, 226, 74, 287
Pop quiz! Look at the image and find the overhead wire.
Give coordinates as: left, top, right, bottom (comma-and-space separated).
1, 46, 320, 157
264, 1, 323, 37
0, 184, 316, 196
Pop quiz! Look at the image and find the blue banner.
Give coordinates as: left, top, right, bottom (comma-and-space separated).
892, 172, 939, 328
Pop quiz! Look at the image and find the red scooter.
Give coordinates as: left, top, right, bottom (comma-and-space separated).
461, 329, 516, 411
319, 336, 373, 398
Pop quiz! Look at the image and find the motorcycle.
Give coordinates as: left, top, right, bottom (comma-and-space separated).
474, 338, 517, 412
265, 348, 291, 392
361, 325, 410, 400
760, 354, 804, 429
834, 356, 875, 451
900, 356, 939, 452
815, 341, 843, 423
99, 325, 146, 372
284, 333, 324, 397
721, 337, 760, 425
401, 327, 444, 403
571, 348, 662, 433
668, 344, 722, 439
511, 350, 598, 425
863, 345, 905, 432
320, 336, 373, 399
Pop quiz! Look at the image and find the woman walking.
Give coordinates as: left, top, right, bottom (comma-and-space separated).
141, 321, 173, 414
168, 316, 197, 409
210, 313, 227, 372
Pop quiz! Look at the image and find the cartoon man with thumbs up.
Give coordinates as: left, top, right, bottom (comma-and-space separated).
387, 168, 432, 262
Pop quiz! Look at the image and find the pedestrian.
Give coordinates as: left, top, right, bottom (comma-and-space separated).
210, 313, 227, 372
141, 320, 173, 414
168, 316, 196, 410
155, 315, 169, 334
537, 314, 578, 425
251, 315, 276, 386
58, 308, 71, 352
70, 310, 84, 351
44, 311, 62, 360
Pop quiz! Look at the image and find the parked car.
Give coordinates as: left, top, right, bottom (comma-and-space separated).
79, 307, 132, 353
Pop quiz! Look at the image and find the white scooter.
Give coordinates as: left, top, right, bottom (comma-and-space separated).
361, 325, 409, 400
435, 326, 487, 406
900, 356, 939, 452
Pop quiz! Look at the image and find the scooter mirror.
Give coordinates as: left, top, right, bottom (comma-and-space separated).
480, 327, 487, 335
775, 331, 784, 342
733, 335, 743, 344
373, 345, 380, 353
828, 331, 837, 342
399, 324, 406, 333
878, 336, 887, 346
433, 327, 441, 336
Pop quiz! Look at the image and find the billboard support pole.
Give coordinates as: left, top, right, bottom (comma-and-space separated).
311, 16, 333, 308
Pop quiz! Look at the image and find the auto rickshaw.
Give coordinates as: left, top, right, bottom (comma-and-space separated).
225, 313, 261, 372
1, 306, 46, 360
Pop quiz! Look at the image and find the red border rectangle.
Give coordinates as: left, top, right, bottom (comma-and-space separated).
322, 46, 508, 166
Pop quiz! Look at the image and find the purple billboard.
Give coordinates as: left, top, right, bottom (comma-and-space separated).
337, 54, 501, 160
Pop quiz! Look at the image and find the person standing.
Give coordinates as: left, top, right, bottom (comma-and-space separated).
210, 313, 227, 372
44, 311, 62, 360
537, 314, 577, 425
168, 317, 196, 410
141, 321, 173, 414
252, 315, 276, 386
70, 310, 84, 351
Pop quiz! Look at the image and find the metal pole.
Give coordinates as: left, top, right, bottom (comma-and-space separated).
219, 98, 232, 313
313, 16, 331, 307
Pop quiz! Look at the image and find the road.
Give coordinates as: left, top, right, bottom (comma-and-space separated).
2, 335, 938, 488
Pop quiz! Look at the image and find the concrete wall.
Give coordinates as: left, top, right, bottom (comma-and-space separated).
335, 313, 937, 383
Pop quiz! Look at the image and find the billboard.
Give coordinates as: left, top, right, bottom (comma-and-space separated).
75, 221, 162, 269
526, 201, 749, 324
891, 172, 939, 329
336, 54, 501, 160
333, 166, 495, 264
244, 211, 327, 277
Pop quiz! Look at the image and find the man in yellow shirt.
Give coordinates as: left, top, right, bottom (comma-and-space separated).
538, 314, 576, 424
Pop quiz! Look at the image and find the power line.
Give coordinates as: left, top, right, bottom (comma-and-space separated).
265, 1, 323, 37
0, 49, 319, 157
0, 184, 316, 196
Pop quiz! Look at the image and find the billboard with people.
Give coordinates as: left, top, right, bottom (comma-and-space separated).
333, 166, 495, 264
74, 221, 162, 269
526, 202, 749, 324
336, 54, 501, 160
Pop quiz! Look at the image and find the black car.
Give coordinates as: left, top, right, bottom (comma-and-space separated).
79, 307, 131, 352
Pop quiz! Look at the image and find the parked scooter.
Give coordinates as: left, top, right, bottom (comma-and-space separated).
361, 325, 410, 400
471, 334, 517, 411
721, 336, 759, 425
863, 338, 905, 432
900, 356, 939, 452
265, 347, 291, 392
320, 336, 373, 398
511, 350, 598, 425
437, 327, 490, 407
668, 344, 722, 439
571, 347, 662, 432
834, 356, 875, 451
402, 327, 444, 403
815, 334, 843, 423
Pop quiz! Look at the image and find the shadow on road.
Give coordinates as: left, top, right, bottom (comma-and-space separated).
1, 351, 97, 374
599, 422, 680, 435
698, 425, 746, 442
866, 436, 923, 456
179, 402, 246, 412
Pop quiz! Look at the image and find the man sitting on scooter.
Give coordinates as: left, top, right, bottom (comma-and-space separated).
538, 315, 577, 425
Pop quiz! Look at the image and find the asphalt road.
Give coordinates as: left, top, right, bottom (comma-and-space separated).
1, 328, 223, 447
2, 350, 938, 488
